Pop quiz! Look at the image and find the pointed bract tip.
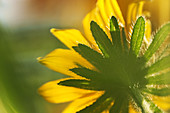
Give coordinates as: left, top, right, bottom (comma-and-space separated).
90, 21, 98, 27
111, 16, 117, 20
138, 16, 145, 21
72, 45, 78, 50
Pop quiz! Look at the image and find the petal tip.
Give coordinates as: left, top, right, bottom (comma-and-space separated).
37, 57, 46, 65
37, 57, 43, 61
50, 28, 57, 33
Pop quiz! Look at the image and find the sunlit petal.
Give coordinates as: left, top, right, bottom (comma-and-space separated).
145, 19, 152, 42
151, 96, 170, 111
83, 0, 125, 50
63, 91, 104, 113
50, 29, 90, 50
38, 49, 94, 78
39, 78, 100, 103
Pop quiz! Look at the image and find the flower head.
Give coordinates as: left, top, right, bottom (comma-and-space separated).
38, 0, 170, 112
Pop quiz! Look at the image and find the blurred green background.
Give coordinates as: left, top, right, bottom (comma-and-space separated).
0, 0, 169, 113
0, 0, 96, 112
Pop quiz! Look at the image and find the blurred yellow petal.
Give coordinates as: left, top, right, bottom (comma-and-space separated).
83, 0, 125, 51
102, 110, 109, 113
151, 96, 170, 111
38, 49, 94, 78
138, 1, 145, 16
129, 104, 138, 113
50, 28, 90, 50
63, 92, 104, 113
126, 1, 150, 42
127, 1, 145, 26
126, 1, 151, 45
145, 19, 152, 42
39, 78, 100, 104
82, 8, 102, 51
105, 0, 115, 20
97, 0, 109, 27
110, 0, 125, 25
127, 3, 137, 25
83, 0, 150, 48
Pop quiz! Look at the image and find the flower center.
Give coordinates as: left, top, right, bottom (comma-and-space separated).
93, 53, 147, 97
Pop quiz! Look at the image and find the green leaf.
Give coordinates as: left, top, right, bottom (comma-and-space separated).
77, 93, 113, 113
144, 23, 170, 61
58, 79, 100, 91
147, 55, 170, 75
143, 87, 170, 96
110, 16, 121, 50
70, 67, 99, 79
130, 16, 145, 56
146, 71, 170, 85
90, 21, 112, 58
73, 44, 104, 68
121, 27, 129, 53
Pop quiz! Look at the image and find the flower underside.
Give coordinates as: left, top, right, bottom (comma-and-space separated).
58, 16, 170, 113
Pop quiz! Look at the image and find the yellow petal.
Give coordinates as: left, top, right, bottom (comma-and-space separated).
97, 0, 109, 27
102, 110, 109, 113
151, 96, 170, 111
83, 0, 125, 50
129, 104, 139, 113
127, 3, 138, 37
145, 19, 152, 42
50, 29, 90, 50
126, 1, 148, 41
38, 49, 94, 78
39, 78, 100, 104
63, 91, 104, 113
109, 0, 125, 25
97, 0, 111, 38
82, 8, 102, 51
127, 1, 145, 26
138, 1, 145, 16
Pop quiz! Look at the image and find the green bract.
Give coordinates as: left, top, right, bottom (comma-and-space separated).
58, 16, 170, 113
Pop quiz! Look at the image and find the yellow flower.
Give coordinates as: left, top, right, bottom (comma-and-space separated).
38, 0, 170, 112
83, 0, 152, 49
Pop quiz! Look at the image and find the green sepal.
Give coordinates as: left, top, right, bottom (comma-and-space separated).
72, 44, 104, 69
77, 93, 113, 113
143, 23, 170, 61
110, 16, 121, 50
121, 27, 129, 53
90, 21, 112, 58
109, 96, 128, 113
58, 79, 100, 91
120, 99, 129, 113
130, 16, 145, 57
143, 87, 170, 96
146, 71, 170, 85
130, 89, 144, 112
146, 55, 170, 75
70, 67, 99, 79
130, 89, 163, 112
142, 95, 163, 113
157, 44, 170, 61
